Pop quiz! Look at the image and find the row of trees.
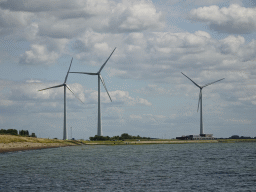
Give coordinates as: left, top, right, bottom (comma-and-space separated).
0, 129, 36, 137
19, 130, 29, 136
89, 133, 150, 141
0, 129, 18, 135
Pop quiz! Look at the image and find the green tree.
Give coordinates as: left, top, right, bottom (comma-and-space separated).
19, 130, 29, 136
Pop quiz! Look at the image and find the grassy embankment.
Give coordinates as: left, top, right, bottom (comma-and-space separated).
0, 135, 81, 144
0, 135, 83, 153
1, 135, 256, 146
80, 138, 256, 145
217, 138, 256, 143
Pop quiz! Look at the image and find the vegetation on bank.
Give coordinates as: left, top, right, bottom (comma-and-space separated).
89, 133, 150, 141
0, 129, 36, 137
81, 138, 256, 145
0, 135, 81, 145
1, 135, 255, 146
217, 138, 256, 143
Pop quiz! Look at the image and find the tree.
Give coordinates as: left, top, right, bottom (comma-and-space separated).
0, 129, 18, 135
19, 130, 29, 136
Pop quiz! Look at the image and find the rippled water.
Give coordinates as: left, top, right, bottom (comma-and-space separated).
0, 142, 255, 191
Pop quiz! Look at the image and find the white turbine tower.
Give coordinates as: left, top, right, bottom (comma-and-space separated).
70, 48, 116, 136
181, 72, 224, 135
39, 58, 84, 140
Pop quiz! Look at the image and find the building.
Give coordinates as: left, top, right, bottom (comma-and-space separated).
176, 134, 215, 140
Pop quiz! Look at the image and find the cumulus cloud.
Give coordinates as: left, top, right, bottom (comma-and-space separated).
110, 0, 164, 32
0, 80, 152, 116
130, 114, 143, 120
0, 0, 164, 65
66, 29, 254, 92
188, 4, 256, 34
37, 84, 152, 107
135, 84, 172, 96
217, 35, 256, 62
110, 90, 152, 106
219, 35, 245, 54
0, 8, 32, 35
19, 44, 59, 65
129, 113, 167, 125
0, 0, 163, 38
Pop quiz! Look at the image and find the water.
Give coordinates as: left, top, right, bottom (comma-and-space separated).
0, 143, 255, 191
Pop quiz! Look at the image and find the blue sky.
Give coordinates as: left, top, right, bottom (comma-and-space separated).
0, 0, 256, 139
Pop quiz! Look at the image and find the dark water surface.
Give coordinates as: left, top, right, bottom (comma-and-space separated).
0, 143, 255, 191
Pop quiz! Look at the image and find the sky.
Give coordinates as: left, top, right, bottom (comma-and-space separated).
0, 0, 256, 139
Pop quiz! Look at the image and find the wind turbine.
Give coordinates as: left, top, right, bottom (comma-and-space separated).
39, 58, 84, 140
70, 48, 116, 136
181, 72, 224, 136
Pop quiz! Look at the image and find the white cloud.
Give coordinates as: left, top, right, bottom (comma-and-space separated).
114, 0, 164, 32
19, 44, 59, 65
130, 114, 142, 119
0, 0, 163, 38
188, 4, 256, 34
0, 0, 163, 66
135, 84, 172, 96
110, 90, 152, 106
0, 8, 33, 35
83, 30, 253, 88
219, 35, 245, 54
0, 80, 152, 116
129, 113, 167, 125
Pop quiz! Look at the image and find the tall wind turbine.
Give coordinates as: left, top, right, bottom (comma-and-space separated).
70, 48, 116, 136
39, 58, 83, 140
181, 72, 224, 135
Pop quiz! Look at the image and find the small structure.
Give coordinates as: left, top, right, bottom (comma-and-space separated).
176, 134, 215, 140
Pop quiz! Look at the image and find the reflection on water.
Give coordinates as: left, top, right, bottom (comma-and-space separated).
0, 143, 255, 191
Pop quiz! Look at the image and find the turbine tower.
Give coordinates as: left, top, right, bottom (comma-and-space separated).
181, 72, 224, 135
39, 58, 83, 140
70, 48, 116, 136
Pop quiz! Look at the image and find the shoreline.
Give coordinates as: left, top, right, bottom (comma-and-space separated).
0, 135, 81, 154
0, 142, 77, 154
83, 139, 256, 145
1, 136, 255, 154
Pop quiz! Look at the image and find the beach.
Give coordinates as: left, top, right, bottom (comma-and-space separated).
0, 142, 75, 153
0, 135, 79, 153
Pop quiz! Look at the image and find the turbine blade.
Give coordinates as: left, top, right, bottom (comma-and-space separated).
98, 47, 116, 74
181, 72, 201, 88
66, 84, 84, 104
38, 84, 64, 91
64, 58, 73, 83
69, 72, 97, 75
197, 90, 202, 112
99, 75, 112, 102
202, 78, 225, 88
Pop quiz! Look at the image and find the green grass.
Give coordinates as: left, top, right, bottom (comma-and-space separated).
79, 138, 256, 145
0, 135, 79, 145
217, 139, 256, 143
1, 135, 255, 145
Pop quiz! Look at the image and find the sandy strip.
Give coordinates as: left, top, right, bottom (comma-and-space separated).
84, 140, 219, 145
0, 142, 73, 153
130, 140, 218, 144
